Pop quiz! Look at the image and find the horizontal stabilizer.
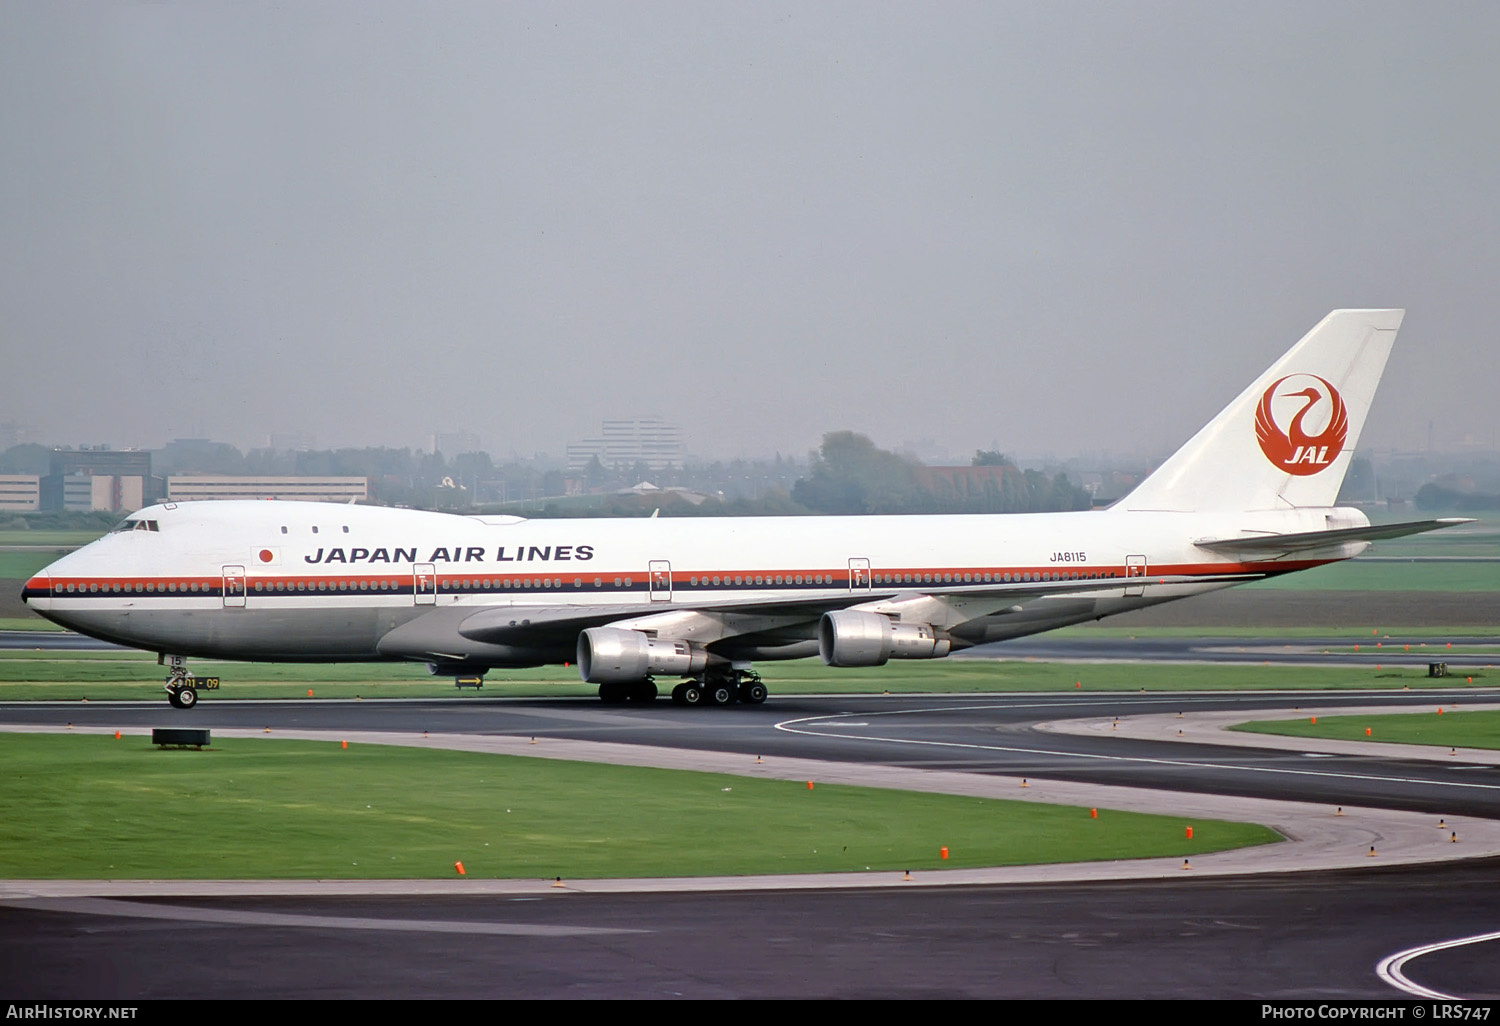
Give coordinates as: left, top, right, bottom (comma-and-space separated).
1195, 518, 1473, 555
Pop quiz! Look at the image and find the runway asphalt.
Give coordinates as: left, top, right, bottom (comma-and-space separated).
4, 636, 1500, 997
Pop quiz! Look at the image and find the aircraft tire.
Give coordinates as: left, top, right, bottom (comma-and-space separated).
681, 685, 704, 706
166, 687, 184, 709
598, 682, 630, 704
739, 682, 768, 704
708, 684, 735, 706
176, 687, 198, 710
629, 680, 658, 703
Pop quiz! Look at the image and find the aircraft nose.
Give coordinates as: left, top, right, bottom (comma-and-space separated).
22, 572, 51, 612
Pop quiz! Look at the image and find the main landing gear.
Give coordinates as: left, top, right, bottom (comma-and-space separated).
670, 668, 767, 707
161, 654, 219, 709
595, 669, 769, 707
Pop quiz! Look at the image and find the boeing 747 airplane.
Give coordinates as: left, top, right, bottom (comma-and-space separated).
23, 309, 1466, 708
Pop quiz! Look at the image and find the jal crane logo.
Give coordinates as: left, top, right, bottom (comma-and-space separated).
1254, 374, 1348, 475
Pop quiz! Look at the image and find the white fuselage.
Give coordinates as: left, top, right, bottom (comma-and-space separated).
24, 499, 1364, 667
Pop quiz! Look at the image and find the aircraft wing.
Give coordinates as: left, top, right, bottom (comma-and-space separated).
1194, 518, 1473, 557
449, 571, 1259, 645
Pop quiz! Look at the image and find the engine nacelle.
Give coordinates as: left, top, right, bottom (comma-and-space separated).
577, 627, 708, 683
818, 610, 951, 667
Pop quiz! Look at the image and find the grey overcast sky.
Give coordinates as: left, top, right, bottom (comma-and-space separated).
2, 2, 1497, 462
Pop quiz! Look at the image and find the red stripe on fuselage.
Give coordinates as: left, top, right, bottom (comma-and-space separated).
30, 558, 1325, 598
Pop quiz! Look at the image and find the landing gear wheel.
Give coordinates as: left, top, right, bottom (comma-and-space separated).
671, 683, 691, 705
167, 685, 197, 709
628, 680, 658, 703
708, 683, 735, 706
739, 681, 768, 704
681, 685, 705, 706
598, 681, 630, 704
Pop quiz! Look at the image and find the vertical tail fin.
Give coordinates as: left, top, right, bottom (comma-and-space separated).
1120, 309, 1404, 513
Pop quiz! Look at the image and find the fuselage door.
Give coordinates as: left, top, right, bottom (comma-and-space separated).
414, 563, 437, 605
649, 560, 672, 602
222, 565, 246, 608
848, 557, 872, 591
1124, 554, 1147, 597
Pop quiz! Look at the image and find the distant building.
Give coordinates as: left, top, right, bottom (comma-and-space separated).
166, 476, 369, 503
0, 475, 40, 512
431, 431, 481, 457
41, 448, 157, 512
567, 418, 684, 472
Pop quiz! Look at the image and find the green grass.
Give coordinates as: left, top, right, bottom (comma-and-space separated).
0, 551, 58, 579
1232, 708, 1500, 750
0, 651, 1490, 702
0, 530, 101, 547
0, 733, 1278, 879
1055, 624, 1500, 639
0, 617, 65, 631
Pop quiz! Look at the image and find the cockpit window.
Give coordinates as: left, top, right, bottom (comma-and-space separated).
110, 519, 158, 533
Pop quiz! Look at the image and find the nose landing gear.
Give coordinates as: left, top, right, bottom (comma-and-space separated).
161, 654, 218, 709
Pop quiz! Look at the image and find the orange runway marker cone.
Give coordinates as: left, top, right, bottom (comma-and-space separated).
806, 781, 814, 790
940, 847, 948, 860
113, 730, 121, 739
341, 740, 348, 749
454, 861, 465, 876
307, 689, 313, 697
1366, 727, 1372, 736
1090, 808, 1098, 819
1185, 826, 1193, 839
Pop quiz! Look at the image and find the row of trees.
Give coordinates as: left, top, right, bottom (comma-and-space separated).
791, 432, 1092, 514
0, 436, 1093, 517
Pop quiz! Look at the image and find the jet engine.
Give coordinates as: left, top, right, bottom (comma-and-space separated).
577, 627, 708, 683
818, 610, 951, 667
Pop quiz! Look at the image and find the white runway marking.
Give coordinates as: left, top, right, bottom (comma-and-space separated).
775, 704, 1500, 792
1376, 929, 1500, 999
